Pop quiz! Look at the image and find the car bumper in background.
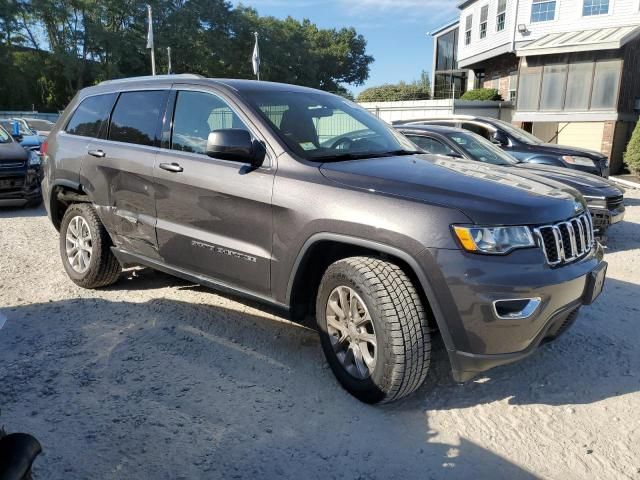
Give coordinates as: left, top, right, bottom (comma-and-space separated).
0, 167, 42, 206
418, 244, 606, 382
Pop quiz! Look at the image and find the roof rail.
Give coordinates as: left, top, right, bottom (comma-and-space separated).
98, 74, 204, 86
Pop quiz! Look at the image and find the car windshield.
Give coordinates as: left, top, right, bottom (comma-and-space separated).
0, 126, 12, 143
444, 131, 520, 166
491, 119, 543, 145
0, 119, 30, 136
242, 90, 419, 161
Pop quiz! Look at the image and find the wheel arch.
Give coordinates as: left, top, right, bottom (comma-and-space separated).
48, 179, 90, 231
285, 233, 456, 351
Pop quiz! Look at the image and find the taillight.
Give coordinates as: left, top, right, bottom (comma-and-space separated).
40, 141, 48, 156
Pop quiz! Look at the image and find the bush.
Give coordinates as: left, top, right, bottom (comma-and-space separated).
623, 121, 640, 174
356, 82, 431, 102
460, 88, 503, 101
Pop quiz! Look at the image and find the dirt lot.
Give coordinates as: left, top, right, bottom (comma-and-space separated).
1, 189, 639, 480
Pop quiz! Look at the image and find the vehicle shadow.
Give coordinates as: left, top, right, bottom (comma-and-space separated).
392, 277, 640, 412
621, 196, 640, 207
604, 219, 640, 253
0, 296, 537, 479
0, 204, 45, 218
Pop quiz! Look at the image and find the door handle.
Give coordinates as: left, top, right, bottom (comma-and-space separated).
88, 149, 106, 158
159, 162, 183, 173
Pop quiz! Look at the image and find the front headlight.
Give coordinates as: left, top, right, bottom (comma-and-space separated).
452, 225, 535, 254
28, 150, 42, 166
562, 155, 595, 167
583, 196, 606, 208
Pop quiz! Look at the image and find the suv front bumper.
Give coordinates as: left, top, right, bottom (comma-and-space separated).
419, 243, 605, 382
0, 167, 42, 206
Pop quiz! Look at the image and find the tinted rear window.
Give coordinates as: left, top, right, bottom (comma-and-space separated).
66, 94, 116, 138
108, 91, 167, 147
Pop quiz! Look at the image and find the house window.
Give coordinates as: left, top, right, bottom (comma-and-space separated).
531, 0, 556, 22
465, 15, 472, 45
475, 70, 486, 88
517, 66, 542, 110
509, 71, 518, 102
540, 64, 568, 110
591, 60, 622, 109
480, 6, 489, 38
564, 63, 593, 110
583, 0, 609, 15
497, 0, 507, 31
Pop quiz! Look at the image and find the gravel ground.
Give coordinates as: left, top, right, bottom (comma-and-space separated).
1, 190, 639, 480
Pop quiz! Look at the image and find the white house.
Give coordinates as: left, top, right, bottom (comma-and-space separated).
431, 0, 640, 172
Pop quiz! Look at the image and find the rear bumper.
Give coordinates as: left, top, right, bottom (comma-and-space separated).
418, 243, 605, 382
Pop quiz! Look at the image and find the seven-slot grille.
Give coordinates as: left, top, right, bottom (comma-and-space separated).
606, 195, 624, 211
533, 213, 594, 266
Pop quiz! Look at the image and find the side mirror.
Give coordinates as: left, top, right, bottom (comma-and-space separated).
206, 129, 265, 167
491, 131, 509, 146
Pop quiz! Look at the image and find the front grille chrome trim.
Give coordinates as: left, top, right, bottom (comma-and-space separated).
533, 213, 595, 267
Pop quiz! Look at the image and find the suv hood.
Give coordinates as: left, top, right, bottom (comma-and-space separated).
0, 142, 29, 162
513, 163, 621, 197
530, 143, 605, 159
320, 154, 583, 225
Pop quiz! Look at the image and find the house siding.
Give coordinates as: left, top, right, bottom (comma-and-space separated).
458, 0, 517, 65
514, 0, 640, 45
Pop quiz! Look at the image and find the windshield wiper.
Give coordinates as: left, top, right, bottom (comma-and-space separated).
315, 149, 422, 162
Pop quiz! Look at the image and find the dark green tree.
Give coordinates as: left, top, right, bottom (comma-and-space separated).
0, 0, 374, 111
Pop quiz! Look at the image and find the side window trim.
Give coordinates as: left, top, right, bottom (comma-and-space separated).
167, 85, 273, 168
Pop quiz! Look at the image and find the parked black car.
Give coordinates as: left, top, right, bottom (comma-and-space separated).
43, 75, 606, 403
396, 125, 624, 237
0, 125, 42, 207
394, 116, 610, 177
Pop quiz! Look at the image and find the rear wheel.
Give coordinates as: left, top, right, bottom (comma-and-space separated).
316, 257, 431, 403
59, 203, 121, 288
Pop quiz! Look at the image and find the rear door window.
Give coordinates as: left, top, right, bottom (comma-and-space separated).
65, 93, 116, 138
108, 91, 167, 147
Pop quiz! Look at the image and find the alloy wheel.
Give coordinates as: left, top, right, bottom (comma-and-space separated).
65, 215, 93, 274
326, 286, 377, 380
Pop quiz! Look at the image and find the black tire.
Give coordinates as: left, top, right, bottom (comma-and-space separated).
59, 203, 121, 288
316, 257, 431, 404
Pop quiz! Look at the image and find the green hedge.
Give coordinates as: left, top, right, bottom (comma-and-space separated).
460, 88, 503, 101
623, 121, 640, 174
356, 83, 431, 102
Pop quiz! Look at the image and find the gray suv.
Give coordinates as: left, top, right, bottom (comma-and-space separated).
42, 75, 607, 403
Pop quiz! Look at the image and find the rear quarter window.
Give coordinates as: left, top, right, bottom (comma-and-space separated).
108, 90, 167, 147
65, 94, 116, 138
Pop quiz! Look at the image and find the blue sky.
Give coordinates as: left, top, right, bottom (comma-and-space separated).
230, 0, 459, 94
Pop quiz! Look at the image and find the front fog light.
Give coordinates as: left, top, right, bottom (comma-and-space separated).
453, 225, 535, 254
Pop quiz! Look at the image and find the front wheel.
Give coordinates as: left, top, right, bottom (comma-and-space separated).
59, 203, 122, 288
316, 257, 431, 404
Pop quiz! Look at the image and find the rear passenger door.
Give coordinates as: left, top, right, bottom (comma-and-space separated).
81, 89, 169, 260
153, 87, 274, 297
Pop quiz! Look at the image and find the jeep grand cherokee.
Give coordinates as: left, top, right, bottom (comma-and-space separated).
41, 75, 607, 403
